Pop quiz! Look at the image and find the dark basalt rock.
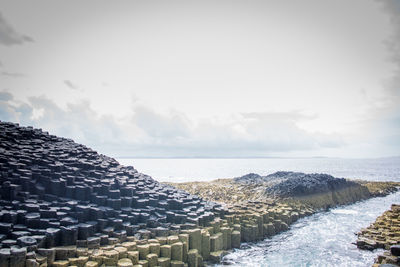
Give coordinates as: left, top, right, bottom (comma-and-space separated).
16, 236, 36, 247
0, 223, 12, 235
1, 239, 17, 248
233, 173, 263, 184
0, 248, 11, 266
264, 172, 361, 198
391, 245, 400, 256
0, 121, 222, 249
234, 171, 365, 198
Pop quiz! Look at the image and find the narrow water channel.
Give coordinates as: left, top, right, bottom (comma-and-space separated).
216, 191, 400, 267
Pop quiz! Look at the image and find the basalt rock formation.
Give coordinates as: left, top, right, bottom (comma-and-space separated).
0, 121, 321, 266
357, 204, 400, 266
173, 172, 383, 211
1, 121, 399, 267
234, 171, 372, 209
0, 121, 224, 266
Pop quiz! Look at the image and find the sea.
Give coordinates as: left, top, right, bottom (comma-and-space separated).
117, 157, 400, 267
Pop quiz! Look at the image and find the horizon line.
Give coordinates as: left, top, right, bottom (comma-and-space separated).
114, 155, 400, 160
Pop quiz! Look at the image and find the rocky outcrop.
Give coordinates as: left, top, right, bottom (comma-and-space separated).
262, 172, 361, 197
0, 118, 318, 267
1, 121, 399, 266
357, 204, 400, 266
233, 173, 263, 184
0, 121, 227, 266
174, 172, 399, 212
356, 181, 400, 197
233, 171, 372, 209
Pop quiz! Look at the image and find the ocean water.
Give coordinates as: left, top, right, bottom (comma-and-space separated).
117, 157, 400, 182
117, 157, 400, 267
217, 191, 400, 267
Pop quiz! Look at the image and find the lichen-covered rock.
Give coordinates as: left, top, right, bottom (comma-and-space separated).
51, 260, 69, 267
210, 233, 223, 252
127, 250, 139, 265
145, 253, 158, 267
160, 245, 171, 259
231, 231, 241, 248
117, 258, 133, 267
171, 242, 183, 261
138, 259, 149, 267
187, 249, 198, 267
84, 261, 98, 267
170, 260, 185, 267
209, 250, 226, 263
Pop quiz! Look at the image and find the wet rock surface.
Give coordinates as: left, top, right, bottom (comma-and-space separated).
357, 204, 400, 266
356, 181, 400, 198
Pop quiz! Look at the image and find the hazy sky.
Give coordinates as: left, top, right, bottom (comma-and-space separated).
0, 0, 399, 158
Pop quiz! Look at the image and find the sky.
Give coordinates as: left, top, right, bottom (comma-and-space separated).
0, 0, 399, 158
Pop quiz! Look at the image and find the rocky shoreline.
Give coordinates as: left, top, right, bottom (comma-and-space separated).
0, 121, 399, 267
170, 173, 400, 266
357, 204, 400, 266
0, 121, 226, 267
169, 172, 399, 211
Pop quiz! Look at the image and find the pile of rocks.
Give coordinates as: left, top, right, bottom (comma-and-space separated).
0, 121, 225, 266
357, 204, 400, 266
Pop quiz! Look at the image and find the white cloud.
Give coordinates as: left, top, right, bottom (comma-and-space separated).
133, 106, 190, 139
0, 91, 347, 157
0, 0, 399, 158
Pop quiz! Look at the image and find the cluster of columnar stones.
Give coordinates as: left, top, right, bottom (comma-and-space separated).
233, 172, 374, 211
225, 200, 314, 243
0, 121, 228, 267
357, 204, 400, 266
235, 171, 371, 199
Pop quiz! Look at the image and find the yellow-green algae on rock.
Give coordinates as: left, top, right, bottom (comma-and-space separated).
357, 204, 400, 266
168, 176, 400, 211
167, 174, 400, 265
7, 178, 399, 267
15, 200, 315, 267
